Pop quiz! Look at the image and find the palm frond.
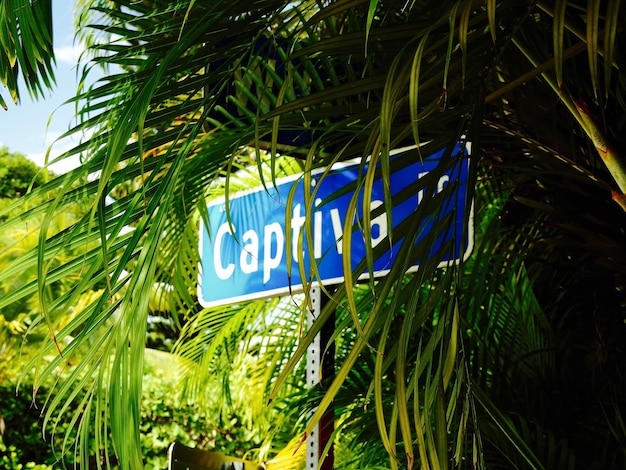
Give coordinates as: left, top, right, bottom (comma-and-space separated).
0, 0, 55, 108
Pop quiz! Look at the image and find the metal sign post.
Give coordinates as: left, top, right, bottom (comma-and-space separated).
307, 287, 335, 470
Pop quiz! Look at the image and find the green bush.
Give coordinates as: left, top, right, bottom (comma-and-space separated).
139, 371, 264, 469
0, 372, 267, 468
0, 435, 51, 470
0, 385, 57, 469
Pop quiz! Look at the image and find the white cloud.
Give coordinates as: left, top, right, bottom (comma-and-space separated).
54, 43, 87, 65
27, 132, 82, 175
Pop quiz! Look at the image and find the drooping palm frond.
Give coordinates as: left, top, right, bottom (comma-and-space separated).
0, 0, 55, 109
2, 0, 626, 468
459, 120, 626, 468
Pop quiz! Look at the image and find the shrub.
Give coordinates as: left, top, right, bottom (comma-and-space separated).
0, 384, 57, 469
0, 372, 267, 468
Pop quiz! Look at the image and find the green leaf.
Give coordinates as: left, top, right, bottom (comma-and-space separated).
552, 0, 567, 88
586, 0, 601, 98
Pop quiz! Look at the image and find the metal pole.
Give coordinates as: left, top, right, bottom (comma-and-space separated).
306, 286, 335, 470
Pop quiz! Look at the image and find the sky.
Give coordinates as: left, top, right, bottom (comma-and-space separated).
1, 0, 90, 174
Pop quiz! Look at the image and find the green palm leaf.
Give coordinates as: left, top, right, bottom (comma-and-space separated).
0, 0, 55, 107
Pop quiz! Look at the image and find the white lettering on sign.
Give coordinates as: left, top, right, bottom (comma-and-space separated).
370, 200, 387, 247
208, 166, 461, 287
240, 230, 258, 274
330, 208, 343, 254
264, 222, 284, 283
211, 198, 392, 283
291, 204, 306, 262
214, 223, 236, 280
418, 173, 451, 205
314, 199, 323, 259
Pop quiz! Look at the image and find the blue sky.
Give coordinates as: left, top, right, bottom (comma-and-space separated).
1, 0, 89, 173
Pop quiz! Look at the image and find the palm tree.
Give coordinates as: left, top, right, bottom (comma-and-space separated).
2, 0, 626, 468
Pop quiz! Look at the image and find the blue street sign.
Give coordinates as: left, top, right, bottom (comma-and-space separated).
199, 144, 472, 307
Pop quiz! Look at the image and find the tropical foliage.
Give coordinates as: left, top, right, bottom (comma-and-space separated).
0, 367, 275, 469
0, 147, 47, 200
0, 154, 300, 469
2, 0, 626, 469
0, 0, 54, 109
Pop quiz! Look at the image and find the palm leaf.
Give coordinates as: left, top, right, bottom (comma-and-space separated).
0, 0, 55, 107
